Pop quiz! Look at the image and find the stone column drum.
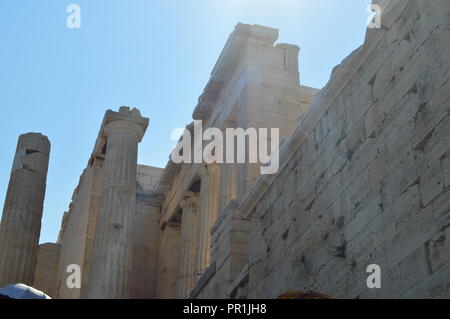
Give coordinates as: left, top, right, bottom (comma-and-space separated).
0, 133, 50, 287
87, 107, 148, 299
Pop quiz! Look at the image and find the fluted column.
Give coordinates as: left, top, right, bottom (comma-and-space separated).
87, 107, 148, 299
176, 192, 199, 299
195, 164, 220, 279
0, 133, 50, 287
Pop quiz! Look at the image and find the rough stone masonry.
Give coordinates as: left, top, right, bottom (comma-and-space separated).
0, 0, 448, 299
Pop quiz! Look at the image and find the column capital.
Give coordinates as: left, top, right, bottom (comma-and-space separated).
102, 107, 149, 142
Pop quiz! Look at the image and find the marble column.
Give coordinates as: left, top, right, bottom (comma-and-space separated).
0, 133, 50, 287
176, 192, 199, 299
87, 107, 148, 299
195, 164, 220, 279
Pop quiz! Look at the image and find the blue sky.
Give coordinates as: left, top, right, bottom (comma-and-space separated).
0, 0, 371, 243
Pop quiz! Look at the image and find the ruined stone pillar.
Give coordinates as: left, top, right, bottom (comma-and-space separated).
195, 164, 220, 279
218, 123, 239, 214
176, 192, 199, 299
0, 133, 50, 287
87, 107, 148, 299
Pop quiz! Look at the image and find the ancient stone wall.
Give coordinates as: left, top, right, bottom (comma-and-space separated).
193, 0, 450, 299
193, 200, 251, 299
20, 0, 448, 299
129, 165, 163, 298
33, 243, 60, 298
240, 0, 450, 298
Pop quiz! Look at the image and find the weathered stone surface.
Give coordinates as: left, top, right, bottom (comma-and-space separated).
0, 133, 50, 287
206, 0, 450, 299
87, 107, 149, 299
9, 0, 448, 300
33, 243, 60, 298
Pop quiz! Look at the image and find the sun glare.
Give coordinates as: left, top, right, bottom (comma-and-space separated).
221, 0, 303, 15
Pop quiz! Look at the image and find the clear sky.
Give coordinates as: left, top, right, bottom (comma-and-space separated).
0, 0, 371, 244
